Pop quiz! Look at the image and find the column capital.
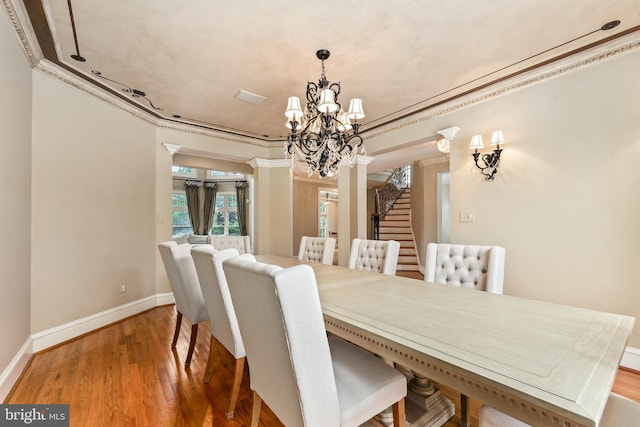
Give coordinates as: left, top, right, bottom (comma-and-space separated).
248, 158, 293, 169
355, 155, 374, 166
162, 143, 181, 155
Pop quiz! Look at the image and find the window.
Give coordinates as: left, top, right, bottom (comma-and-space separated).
207, 170, 245, 180
172, 191, 192, 236
172, 166, 197, 178
319, 201, 328, 238
211, 193, 240, 236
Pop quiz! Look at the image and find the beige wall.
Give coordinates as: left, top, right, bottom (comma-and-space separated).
30, 71, 158, 332
447, 50, 640, 346
253, 162, 293, 256
0, 11, 32, 375
411, 160, 449, 266
293, 180, 320, 254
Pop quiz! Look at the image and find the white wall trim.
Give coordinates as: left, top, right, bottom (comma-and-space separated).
621, 346, 640, 372
0, 335, 33, 402
248, 157, 293, 169
31, 293, 174, 352
0, 293, 175, 402
155, 292, 176, 307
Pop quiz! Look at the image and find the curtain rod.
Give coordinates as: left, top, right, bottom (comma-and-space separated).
172, 177, 247, 183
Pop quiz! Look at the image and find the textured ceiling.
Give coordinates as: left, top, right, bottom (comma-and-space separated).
19, 1, 640, 148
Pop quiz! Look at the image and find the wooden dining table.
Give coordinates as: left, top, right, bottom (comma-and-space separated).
254, 255, 634, 427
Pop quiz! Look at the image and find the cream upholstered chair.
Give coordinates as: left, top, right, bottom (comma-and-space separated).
479, 392, 640, 426
157, 241, 208, 367
223, 257, 407, 427
424, 243, 506, 294
348, 238, 401, 276
208, 235, 252, 254
297, 236, 336, 265
191, 245, 249, 419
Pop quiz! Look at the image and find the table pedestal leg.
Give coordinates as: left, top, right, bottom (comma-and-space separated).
405, 371, 455, 427
366, 369, 455, 427
460, 394, 470, 427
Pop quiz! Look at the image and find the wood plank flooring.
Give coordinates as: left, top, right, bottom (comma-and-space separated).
6, 305, 639, 426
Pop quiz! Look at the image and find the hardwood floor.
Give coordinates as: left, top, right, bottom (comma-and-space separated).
6, 305, 639, 426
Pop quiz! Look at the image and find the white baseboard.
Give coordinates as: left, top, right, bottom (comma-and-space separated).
621, 346, 640, 371
32, 292, 174, 352
0, 292, 175, 402
0, 336, 33, 402
155, 292, 176, 307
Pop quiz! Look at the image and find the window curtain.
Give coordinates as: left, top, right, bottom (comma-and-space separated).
184, 180, 202, 235
203, 182, 217, 236
235, 181, 248, 236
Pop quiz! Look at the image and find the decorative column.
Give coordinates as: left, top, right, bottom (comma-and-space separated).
337, 155, 372, 266
156, 143, 181, 296
248, 158, 293, 256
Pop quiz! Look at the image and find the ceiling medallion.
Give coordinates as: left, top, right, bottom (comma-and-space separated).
284, 49, 366, 178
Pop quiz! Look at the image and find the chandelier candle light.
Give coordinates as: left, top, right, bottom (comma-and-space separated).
284, 49, 366, 178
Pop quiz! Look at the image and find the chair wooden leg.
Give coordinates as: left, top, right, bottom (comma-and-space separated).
392, 398, 405, 427
250, 390, 261, 427
184, 323, 198, 368
225, 357, 245, 419
171, 311, 183, 349
203, 335, 216, 383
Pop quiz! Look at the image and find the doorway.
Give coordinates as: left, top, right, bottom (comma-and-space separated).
437, 172, 450, 243
319, 189, 338, 244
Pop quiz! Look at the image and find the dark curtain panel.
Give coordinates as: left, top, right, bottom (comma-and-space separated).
203, 182, 217, 236
235, 181, 248, 236
184, 180, 202, 234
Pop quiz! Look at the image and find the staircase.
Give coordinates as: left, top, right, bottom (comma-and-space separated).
377, 189, 421, 278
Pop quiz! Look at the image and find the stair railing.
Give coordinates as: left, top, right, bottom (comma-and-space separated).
372, 166, 410, 239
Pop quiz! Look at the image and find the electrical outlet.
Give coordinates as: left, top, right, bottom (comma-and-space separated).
459, 211, 475, 223
120, 283, 126, 293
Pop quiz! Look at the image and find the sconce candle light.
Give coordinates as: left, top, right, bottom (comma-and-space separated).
470, 130, 505, 181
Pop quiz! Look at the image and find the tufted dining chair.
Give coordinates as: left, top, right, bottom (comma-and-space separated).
297, 236, 336, 265
424, 243, 506, 294
191, 245, 250, 419
157, 241, 208, 367
223, 257, 407, 427
208, 235, 252, 254
348, 238, 401, 276
479, 392, 640, 426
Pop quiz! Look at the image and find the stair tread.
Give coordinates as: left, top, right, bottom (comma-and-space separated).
376, 187, 420, 272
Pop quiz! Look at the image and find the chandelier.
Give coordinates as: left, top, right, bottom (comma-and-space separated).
284, 49, 366, 178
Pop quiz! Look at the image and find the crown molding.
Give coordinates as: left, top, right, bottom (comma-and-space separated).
2, 0, 43, 66
364, 33, 640, 141
33, 60, 274, 149
7, 0, 640, 156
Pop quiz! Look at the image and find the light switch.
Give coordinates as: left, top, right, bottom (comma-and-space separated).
459, 211, 475, 223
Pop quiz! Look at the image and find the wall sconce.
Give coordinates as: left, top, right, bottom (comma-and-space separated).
436, 126, 461, 154
470, 130, 505, 181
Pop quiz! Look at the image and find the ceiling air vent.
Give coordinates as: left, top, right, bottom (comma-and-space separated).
234, 90, 266, 104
